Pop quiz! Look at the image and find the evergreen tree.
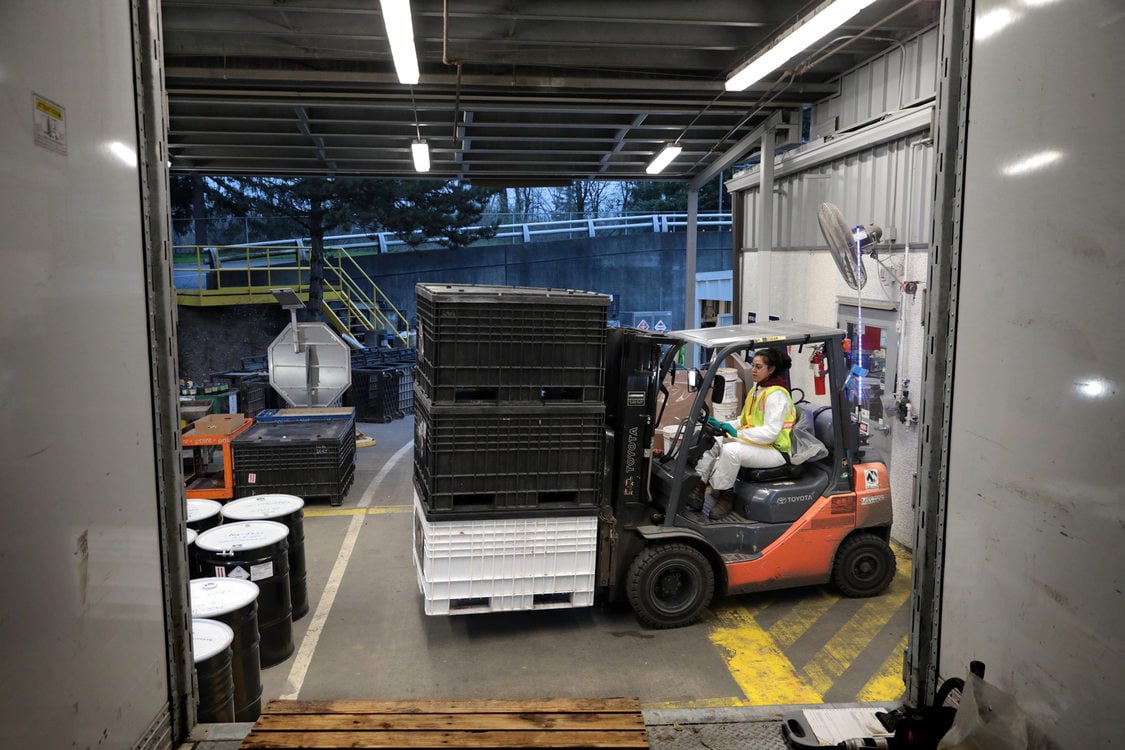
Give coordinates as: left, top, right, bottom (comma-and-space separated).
622, 178, 723, 213
170, 175, 498, 318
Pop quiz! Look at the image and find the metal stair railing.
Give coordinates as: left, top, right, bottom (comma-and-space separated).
321, 247, 411, 336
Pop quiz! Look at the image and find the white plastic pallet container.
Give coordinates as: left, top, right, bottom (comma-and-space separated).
413, 492, 598, 615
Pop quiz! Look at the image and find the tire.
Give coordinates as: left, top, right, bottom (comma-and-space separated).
832, 533, 896, 597
627, 543, 715, 629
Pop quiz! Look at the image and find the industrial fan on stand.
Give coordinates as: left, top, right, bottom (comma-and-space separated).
816, 202, 903, 449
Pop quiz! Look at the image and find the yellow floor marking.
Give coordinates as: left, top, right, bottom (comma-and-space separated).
643, 696, 746, 710
800, 557, 913, 696
767, 590, 839, 649
857, 635, 908, 702
304, 504, 412, 517
709, 607, 823, 705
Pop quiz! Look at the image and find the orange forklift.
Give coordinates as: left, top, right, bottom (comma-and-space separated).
600, 321, 895, 628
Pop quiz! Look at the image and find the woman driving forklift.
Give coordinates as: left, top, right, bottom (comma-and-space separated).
690, 346, 796, 520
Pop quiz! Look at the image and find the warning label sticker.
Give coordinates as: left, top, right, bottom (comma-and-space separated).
864, 469, 880, 490
250, 561, 274, 581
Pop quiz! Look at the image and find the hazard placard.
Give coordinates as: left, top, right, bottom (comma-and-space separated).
636, 320, 650, 331
655, 320, 667, 332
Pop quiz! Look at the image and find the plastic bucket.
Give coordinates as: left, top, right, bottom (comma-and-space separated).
196, 521, 294, 667
191, 618, 236, 723
662, 424, 683, 454
189, 578, 262, 722
186, 499, 223, 533
222, 494, 308, 620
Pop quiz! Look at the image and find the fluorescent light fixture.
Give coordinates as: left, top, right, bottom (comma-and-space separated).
412, 140, 430, 172
646, 144, 682, 175
726, 0, 877, 91
380, 0, 420, 85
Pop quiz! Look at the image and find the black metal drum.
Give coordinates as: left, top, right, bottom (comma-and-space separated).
189, 578, 262, 722
186, 499, 223, 533
222, 494, 308, 620
195, 520, 294, 667
191, 618, 236, 723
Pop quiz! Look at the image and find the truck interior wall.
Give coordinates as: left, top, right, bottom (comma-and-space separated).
0, 1, 174, 747
936, 0, 1123, 743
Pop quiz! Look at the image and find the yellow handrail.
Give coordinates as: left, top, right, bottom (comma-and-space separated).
173, 245, 410, 340
328, 247, 411, 331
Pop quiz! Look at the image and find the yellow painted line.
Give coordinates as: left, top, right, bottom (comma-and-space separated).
304, 505, 412, 517
857, 635, 908, 702
708, 607, 823, 705
643, 696, 746, 710
799, 556, 913, 696
767, 590, 839, 649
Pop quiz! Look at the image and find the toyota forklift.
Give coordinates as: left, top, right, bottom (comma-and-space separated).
599, 321, 895, 628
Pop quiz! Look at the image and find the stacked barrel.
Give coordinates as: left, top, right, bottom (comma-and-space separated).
185, 494, 309, 722
412, 284, 609, 615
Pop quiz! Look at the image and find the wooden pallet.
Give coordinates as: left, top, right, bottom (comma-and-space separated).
239, 697, 650, 749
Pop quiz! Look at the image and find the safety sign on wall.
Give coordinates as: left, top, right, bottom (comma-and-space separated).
33, 93, 67, 155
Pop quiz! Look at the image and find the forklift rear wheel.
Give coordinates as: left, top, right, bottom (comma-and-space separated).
627, 543, 715, 629
832, 533, 895, 597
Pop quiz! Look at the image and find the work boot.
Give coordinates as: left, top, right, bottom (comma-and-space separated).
708, 488, 735, 520
686, 483, 706, 511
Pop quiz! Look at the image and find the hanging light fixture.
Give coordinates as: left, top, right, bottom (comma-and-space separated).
646, 144, 683, 175
410, 87, 429, 172
380, 0, 420, 85
725, 0, 877, 92
412, 140, 431, 172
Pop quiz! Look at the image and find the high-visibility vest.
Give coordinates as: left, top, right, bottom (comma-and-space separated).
739, 385, 795, 453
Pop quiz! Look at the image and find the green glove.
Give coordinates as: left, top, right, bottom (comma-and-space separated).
706, 416, 738, 437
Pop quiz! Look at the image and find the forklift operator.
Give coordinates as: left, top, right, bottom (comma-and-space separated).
690, 347, 796, 520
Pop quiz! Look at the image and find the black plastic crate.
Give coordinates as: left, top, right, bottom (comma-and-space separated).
232, 418, 356, 505
416, 284, 608, 404
235, 462, 356, 507
394, 364, 414, 415
237, 377, 270, 415
414, 389, 605, 513
344, 366, 403, 422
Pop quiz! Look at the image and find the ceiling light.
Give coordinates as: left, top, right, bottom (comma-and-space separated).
412, 140, 430, 172
380, 0, 420, 85
725, 0, 877, 92
646, 144, 682, 175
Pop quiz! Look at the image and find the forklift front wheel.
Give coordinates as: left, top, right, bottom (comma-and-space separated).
627, 543, 715, 629
832, 533, 896, 597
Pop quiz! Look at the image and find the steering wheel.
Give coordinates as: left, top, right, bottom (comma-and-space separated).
697, 405, 726, 439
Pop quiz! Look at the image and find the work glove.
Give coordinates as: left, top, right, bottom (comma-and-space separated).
706, 416, 738, 438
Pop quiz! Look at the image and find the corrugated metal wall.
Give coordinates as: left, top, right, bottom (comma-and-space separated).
813, 26, 940, 136
739, 133, 935, 249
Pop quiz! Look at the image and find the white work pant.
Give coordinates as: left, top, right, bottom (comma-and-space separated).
696, 439, 786, 491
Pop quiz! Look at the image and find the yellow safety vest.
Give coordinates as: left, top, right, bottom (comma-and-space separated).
738, 385, 795, 453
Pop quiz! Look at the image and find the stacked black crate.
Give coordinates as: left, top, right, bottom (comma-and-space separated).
412, 284, 610, 614
412, 284, 610, 518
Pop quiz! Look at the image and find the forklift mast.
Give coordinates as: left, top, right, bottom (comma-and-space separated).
603, 327, 668, 511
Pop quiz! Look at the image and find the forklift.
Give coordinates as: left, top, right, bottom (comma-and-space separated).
600, 321, 896, 628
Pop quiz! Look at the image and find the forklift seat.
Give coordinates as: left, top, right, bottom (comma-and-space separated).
737, 463, 803, 483
812, 405, 835, 450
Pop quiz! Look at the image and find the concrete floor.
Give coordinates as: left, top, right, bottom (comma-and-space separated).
183, 415, 910, 749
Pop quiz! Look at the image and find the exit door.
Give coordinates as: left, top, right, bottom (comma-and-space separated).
837, 305, 897, 463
